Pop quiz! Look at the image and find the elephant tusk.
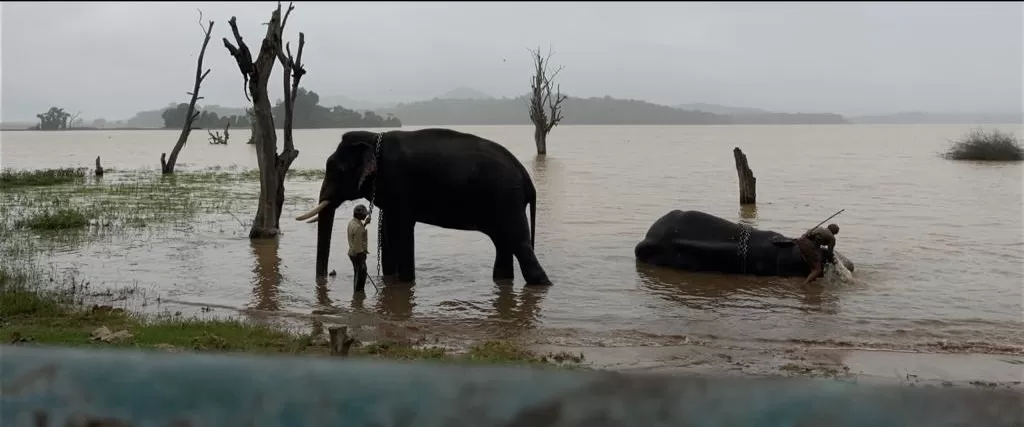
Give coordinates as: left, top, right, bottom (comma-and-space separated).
305, 217, 319, 224
295, 201, 329, 221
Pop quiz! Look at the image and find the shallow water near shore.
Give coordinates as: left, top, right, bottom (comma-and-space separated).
2, 124, 1022, 364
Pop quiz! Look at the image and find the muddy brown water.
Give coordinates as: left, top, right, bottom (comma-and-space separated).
2, 124, 1022, 356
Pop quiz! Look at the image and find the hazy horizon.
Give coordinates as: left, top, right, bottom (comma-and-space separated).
2, 2, 1021, 123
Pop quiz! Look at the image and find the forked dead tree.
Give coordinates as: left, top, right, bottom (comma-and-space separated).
208, 122, 230, 145
733, 147, 757, 205
161, 11, 214, 174
528, 46, 567, 156
224, 1, 306, 239
68, 111, 81, 129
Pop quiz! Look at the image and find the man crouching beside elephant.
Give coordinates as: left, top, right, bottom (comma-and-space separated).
794, 223, 840, 286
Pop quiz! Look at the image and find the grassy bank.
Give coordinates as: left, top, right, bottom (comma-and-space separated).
0, 168, 582, 367
0, 266, 583, 367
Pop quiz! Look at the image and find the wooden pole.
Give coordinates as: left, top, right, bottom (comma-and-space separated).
328, 326, 355, 357
733, 147, 756, 205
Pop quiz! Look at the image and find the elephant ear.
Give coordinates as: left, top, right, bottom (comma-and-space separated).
357, 145, 378, 189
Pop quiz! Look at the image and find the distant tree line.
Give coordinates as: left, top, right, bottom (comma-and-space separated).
31, 107, 83, 130
160, 87, 402, 129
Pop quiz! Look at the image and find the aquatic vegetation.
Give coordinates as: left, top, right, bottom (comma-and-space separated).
16, 207, 91, 230
0, 167, 87, 188
943, 128, 1023, 162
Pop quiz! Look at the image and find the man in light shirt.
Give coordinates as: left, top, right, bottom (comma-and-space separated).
347, 204, 371, 293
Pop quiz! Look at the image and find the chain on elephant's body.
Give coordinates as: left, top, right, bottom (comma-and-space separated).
363, 132, 386, 280
737, 224, 751, 274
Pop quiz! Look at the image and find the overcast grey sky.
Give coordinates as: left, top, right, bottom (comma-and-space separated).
2, 1, 1021, 122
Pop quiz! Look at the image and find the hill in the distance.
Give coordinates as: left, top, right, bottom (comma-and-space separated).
376, 94, 848, 126
675, 103, 770, 116
317, 87, 494, 112
437, 87, 494, 100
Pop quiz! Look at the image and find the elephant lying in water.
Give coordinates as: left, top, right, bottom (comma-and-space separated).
634, 210, 854, 277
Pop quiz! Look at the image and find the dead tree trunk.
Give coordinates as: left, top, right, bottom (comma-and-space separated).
528, 46, 567, 156
94, 156, 104, 177
733, 147, 757, 205
161, 13, 214, 174
224, 2, 305, 239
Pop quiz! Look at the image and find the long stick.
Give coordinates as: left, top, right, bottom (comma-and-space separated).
366, 273, 380, 293
808, 209, 845, 232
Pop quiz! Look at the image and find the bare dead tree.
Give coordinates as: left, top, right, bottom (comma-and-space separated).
68, 111, 82, 129
528, 46, 568, 156
224, 1, 306, 239
161, 10, 214, 174
208, 122, 230, 145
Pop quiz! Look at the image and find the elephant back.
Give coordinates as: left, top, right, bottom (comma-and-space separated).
643, 210, 757, 242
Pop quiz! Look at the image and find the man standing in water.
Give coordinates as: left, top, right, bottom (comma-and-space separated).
795, 223, 840, 286
347, 204, 371, 293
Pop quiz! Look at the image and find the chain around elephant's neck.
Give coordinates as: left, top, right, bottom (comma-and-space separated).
366, 131, 385, 281
365, 132, 385, 218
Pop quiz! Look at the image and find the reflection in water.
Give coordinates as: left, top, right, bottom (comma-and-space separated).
351, 291, 367, 311
314, 276, 333, 308
530, 155, 564, 225
634, 261, 839, 314
310, 276, 332, 338
249, 239, 282, 311
488, 280, 548, 332
738, 204, 758, 226
373, 279, 416, 320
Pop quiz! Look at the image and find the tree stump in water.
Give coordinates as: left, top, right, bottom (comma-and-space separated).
95, 156, 104, 177
328, 326, 355, 357
733, 147, 756, 205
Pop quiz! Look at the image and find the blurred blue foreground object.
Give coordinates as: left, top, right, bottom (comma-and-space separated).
2, 345, 1022, 426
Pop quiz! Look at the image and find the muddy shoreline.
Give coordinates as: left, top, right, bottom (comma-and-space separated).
160, 298, 1024, 388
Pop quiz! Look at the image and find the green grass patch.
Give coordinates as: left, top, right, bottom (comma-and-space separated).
943, 128, 1024, 162
15, 207, 91, 230
0, 168, 87, 189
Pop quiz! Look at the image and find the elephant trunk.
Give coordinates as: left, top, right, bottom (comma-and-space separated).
315, 207, 337, 277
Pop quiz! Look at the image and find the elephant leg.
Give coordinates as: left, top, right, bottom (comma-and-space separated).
381, 213, 397, 277
514, 240, 552, 286
488, 233, 515, 281
501, 212, 552, 286
393, 218, 416, 283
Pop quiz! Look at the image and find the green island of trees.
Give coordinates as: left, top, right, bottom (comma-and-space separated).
160, 87, 402, 130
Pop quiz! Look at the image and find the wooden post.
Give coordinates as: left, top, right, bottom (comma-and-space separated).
94, 156, 104, 177
328, 326, 355, 357
733, 147, 756, 205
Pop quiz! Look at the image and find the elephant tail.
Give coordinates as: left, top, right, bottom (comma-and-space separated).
528, 179, 537, 249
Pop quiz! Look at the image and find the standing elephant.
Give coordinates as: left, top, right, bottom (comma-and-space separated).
296, 128, 553, 287
634, 210, 855, 277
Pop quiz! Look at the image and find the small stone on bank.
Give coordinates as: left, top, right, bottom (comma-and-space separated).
90, 326, 134, 343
